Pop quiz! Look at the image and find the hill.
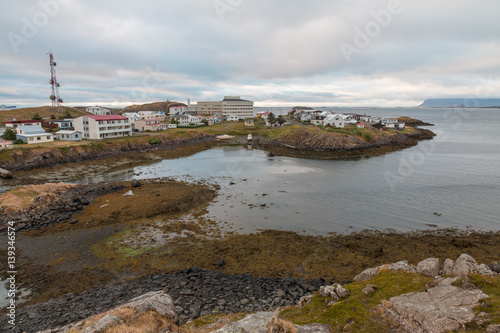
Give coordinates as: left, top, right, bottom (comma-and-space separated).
419, 98, 500, 108
0, 106, 88, 125
123, 101, 186, 113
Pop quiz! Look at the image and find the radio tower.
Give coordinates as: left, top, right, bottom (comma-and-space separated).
49, 52, 63, 106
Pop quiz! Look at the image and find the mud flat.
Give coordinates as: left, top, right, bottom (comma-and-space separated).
1, 179, 499, 319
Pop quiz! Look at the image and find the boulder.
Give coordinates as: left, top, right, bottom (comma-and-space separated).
416, 258, 439, 277
117, 291, 177, 321
335, 284, 349, 298
214, 312, 330, 333
441, 258, 455, 275
453, 254, 496, 277
318, 285, 337, 298
353, 266, 381, 282
387, 260, 417, 273
81, 314, 123, 333
489, 261, 500, 273
378, 282, 489, 333
362, 284, 377, 295
296, 295, 313, 308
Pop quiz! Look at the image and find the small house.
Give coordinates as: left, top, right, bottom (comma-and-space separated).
86, 106, 111, 116
55, 130, 82, 141
245, 119, 254, 127
357, 123, 365, 128
227, 115, 241, 122
15, 124, 54, 144
134, 119, 167, 131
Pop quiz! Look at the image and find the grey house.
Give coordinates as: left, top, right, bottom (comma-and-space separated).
55, 130, 82, 141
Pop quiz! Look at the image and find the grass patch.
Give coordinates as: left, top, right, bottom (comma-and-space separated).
281, 271, 432, 332
470, 274, 500, 326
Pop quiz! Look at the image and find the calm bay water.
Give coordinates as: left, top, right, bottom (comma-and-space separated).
2, 107, 499, 234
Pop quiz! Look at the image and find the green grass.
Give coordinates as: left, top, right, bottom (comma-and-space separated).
281, 271, 433, 332
470, 274, 500, 327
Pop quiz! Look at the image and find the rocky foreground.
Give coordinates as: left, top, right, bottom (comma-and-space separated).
6, 254, 500, 333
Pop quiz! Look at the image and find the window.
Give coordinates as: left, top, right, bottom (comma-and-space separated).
47, 136, 50, 139
37, 137, 41, 140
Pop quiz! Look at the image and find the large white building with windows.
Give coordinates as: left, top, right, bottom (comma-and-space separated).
85, 106, 111, 115
221, 96, 254, 118
74, 115, 132, 140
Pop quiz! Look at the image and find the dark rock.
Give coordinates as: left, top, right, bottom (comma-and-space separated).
70, 219, 78, 224
131, 180, 141, 188
489, 261, 500, 273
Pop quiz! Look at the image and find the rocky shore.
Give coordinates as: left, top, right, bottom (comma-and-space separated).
8, 268, 327, 333
0, 132, 215, 172
0, 183, 125, 233
258, 127, 435, 159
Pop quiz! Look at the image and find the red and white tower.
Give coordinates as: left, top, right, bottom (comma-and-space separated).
49, 52, 63, 106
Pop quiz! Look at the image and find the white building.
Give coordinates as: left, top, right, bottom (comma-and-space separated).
324, 114, 345, 128
122, 112, 142, 123
222, 96, 254, 118
170, 115, 190, 127
86, 106, 111, 116
74, 115, 132, 140
169, 105, 187, 115
137, 111, 165, 120
134, 119, 167, 131
15, 124, 54, 144
187, 115, 200, 125
55, 130, 82, 141
227, 115, 241, 122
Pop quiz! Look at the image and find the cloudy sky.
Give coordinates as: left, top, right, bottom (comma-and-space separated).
1, 0, 499, 108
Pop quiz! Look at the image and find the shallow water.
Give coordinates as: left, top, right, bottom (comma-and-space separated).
62, 107, 500, 234
2, 107, 499, 234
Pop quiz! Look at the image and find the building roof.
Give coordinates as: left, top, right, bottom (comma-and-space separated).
222, 97, 252, 102
17, 125, 46, 134
5, 120, 41, 125
86, 115, 128, 121
56, 130, 81, 135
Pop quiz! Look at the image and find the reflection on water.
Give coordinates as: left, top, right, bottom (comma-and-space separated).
1, 108, 499, 234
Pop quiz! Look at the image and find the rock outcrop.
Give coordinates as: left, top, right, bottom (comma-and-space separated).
378, 277, 489, 333
0, 183, 125, 233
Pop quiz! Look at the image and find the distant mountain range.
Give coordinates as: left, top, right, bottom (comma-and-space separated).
419, 99, 500, 108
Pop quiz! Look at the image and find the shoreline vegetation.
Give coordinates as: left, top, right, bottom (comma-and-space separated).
1, 180, 499, 303
0, 116, 434, 173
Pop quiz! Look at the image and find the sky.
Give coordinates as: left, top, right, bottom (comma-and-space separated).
1, 0, 500, 108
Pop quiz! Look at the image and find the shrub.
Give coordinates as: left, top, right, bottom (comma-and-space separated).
149, 137, 160, 145
13, 139, 25, 144
1, 129, 16, 140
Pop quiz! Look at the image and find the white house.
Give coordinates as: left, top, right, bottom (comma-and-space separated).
227, 115, 241, 122
170, 115, 190, 127
122, 112, 142, 123
311, 111, 330, 126
86, 106, 111, 115
134, 119, 167, 131
187, 115, 200, 125
15, 124, 54, 144
137, 111, 165, 120
169, 105, 187, 115
324, 114, 346, 128
357, 123, 365, 128
300, 113, 312, 122
74, 115, 132, 140
55, 130, 82, 141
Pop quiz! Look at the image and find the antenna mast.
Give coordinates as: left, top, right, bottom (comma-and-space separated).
49, 52, 63, 106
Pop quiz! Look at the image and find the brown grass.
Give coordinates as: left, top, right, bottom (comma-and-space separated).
267, 315, 298, 333
0, 182, 77, 211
